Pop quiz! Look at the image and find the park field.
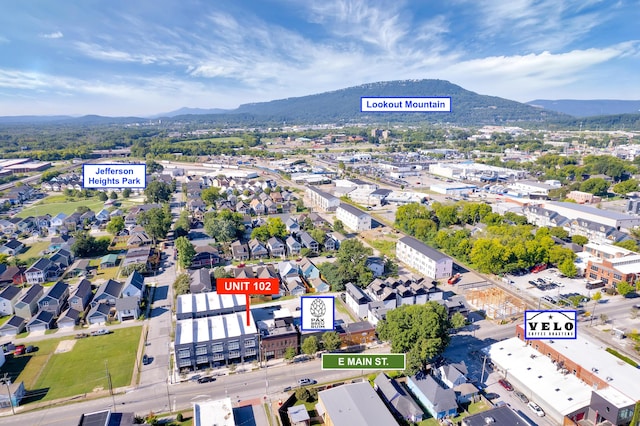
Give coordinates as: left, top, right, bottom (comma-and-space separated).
16, 194, 142, 218
178, 136, 243, 144
0, 326, 142, 403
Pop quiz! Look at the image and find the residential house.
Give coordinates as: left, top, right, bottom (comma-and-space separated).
298, 231, 319, 253
0, 315, 26, 336
286, 236, 302, 256
121, 246, 152, 269
95, 208, 111, 223
34, 215, 51, 234
0, 286, 21, 316
438, 362, 468, 389
230, 241, 250, 261
0, 266, 25, 287
25, 258, 60, 284
190, 268, 212, 294
406, 373, 458, 420
266, 237, 286, 258
323, 236, 336, 251
67, 259, 91, 277
248, 238, 268, 259
308, 277, 330, 293
80, 210, 95, 226
50, 248, 74, 269
191, 245, 222, 268
69, 279, 93, 312
127, 230, 152, 247
0, 239, 24, 256
86, 302, 112, 325
396, 236, 453, 280
26, 310, 55, 332
116, 297, 140, 321
91, 279, 123, 307
63, 211, 83, 231
281, 201, 296, 214
121, 271, 146, 300
264, 199, 277, 215
0, 219, 16, 236
374, 373, 424, 423
336, 203, 372, 232
366, 257, 385, 277
287, 405, 310, 426
48, 234, 73, 252
285, 276, 306, 296
299, 258, 320, 281
345, 282, 371, 319
316, 382, 399, 426
57, 308, 81, 329
14, 284, 44, 319
99, 254, 119, 269
235, 201, 249, 215
285, 217, 300, 234
249, 199, 265, 216
37, 281, 69, 316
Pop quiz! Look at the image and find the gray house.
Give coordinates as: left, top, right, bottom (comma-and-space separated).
26, 310, 55, 332
189, 268, 212, 294
116, 297, 140, 321
266, 237, 286, 258
248, 238, 268, 259
69, 279, 93, 312
298, 231, 319, 253
286, 236, 301, 256
57, 308, 81, 329
374, 373, 424, 423
37, 281, 69, 316
0, 285, 21, 316
86, 303, 112, 325
14, 284, 44, 319
230, 241, 250, 261
0, 315, 26, 336
91, 279, 123, 307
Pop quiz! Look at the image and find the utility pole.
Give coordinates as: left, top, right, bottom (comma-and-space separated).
105, 361, 116, 412
0, 374, 15, 415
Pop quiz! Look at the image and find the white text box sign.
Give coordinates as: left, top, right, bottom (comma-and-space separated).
83, 164, 147, 189
361, 97, 451, 112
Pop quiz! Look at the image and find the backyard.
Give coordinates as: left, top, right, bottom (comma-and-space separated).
0, 325, 142, 403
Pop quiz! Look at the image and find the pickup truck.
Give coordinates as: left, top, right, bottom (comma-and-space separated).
91, 329, 113, 336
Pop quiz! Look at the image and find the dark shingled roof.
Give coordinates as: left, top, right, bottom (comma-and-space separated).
399, 236, 450, 262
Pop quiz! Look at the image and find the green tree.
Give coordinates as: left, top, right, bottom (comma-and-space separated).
144, 180, 172, 203
121, 263, 148, 277
592, 291, 602, 303
146, 159, 164, 173
173, 211, 191, 238
251, 226, 271, 242
284, 347, 297, 361
571, 235, 589, 246
322, 331, 341, 352
617, 281, 635, 297
201, 186, 223, 206
335, 239, 373, 288
549, 226, 569, 240
333, 219, 345, 234
175, 236, 196, 269
615, 239, 639, 252
612, 179, 639, 195
579, 177, 610, 196
377, 303, 450, 375
98, 191, 108, 202
295, 387, 310, 401
301, 336, 318, 355
173, 273, 191, 296
122, 188, 131, 198
106, 216, 125, 235
266, 217, 287, 239
450, 312, 466, 329
558, 257, 578, 278
0, 254, 9, 265
137, 207, 172, 242
71, 232, 110, 257
568, 295, 583, 308
213, 266, 234, 279
109, 191, 118, 200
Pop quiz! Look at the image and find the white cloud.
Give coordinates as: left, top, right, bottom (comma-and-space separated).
0, 35, 9, 44
42, 31, 64, 39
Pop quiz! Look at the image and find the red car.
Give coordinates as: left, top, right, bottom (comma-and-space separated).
498, 379, 513, 391
13, 345, 26, 356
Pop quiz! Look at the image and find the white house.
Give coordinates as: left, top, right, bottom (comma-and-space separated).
396, 236, 452, 280
336, 203, 371, 232
345, 282, 370, 319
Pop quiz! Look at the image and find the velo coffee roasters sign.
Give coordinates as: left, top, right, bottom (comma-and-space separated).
524, 310, 577, 340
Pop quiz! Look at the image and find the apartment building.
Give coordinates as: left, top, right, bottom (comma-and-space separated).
335, 203, 371, 232
305, 186, 340, 212
396, 236, 452, 280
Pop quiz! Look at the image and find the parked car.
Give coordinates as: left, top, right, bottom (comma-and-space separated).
283, 386, 293, 392
91, 329, 112, 336
514, 391, 529, 404
197, 376, 216, 384
498, 379, 513, 391
142, 354, 151, 365
25, 345, 37, 354
13, 345, 26, 355
298, 378, 316, 386
75, 333, 90, 339
528, 401, 545, 417
484, 392, 500, 400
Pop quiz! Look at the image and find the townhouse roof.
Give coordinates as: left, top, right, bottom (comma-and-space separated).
18, 284, 43, 304
43, 281, 68, 301
338, 202, 368, 217
175, 311, 257, 345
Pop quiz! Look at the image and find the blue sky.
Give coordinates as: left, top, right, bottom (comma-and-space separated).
0, 0, 638, 116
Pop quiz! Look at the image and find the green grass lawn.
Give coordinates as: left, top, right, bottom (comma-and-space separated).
16, 240, 50, 261
0, 338, 62, 388
25, 326, 142, 401
368, 239, 397, 258
92, 266, 120, 282
17, 196, 107, 218
179, 136, 243, 144
334, 297, 357, 322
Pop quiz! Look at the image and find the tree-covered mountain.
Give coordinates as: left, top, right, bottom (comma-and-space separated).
527, 99, 640, 117
219, 79, 566, 125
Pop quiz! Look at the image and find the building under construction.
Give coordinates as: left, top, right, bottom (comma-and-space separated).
466, 286, 526, 319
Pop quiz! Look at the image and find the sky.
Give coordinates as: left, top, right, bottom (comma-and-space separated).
0, 0, 638, 116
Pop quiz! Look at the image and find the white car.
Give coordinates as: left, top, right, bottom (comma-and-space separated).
528, 402, 545, 417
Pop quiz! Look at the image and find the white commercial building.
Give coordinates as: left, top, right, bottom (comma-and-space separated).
396, 236, 452, 279
543, 201, 640, 230
193, 398, 234, 426
336, 203, 371, 232
510, 180, 555, 196
430, 183, 477, 195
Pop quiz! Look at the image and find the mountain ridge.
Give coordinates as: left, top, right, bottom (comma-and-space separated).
527, 99, 640, 117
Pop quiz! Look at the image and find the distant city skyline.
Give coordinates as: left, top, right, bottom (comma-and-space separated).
0, 0, 638, 116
